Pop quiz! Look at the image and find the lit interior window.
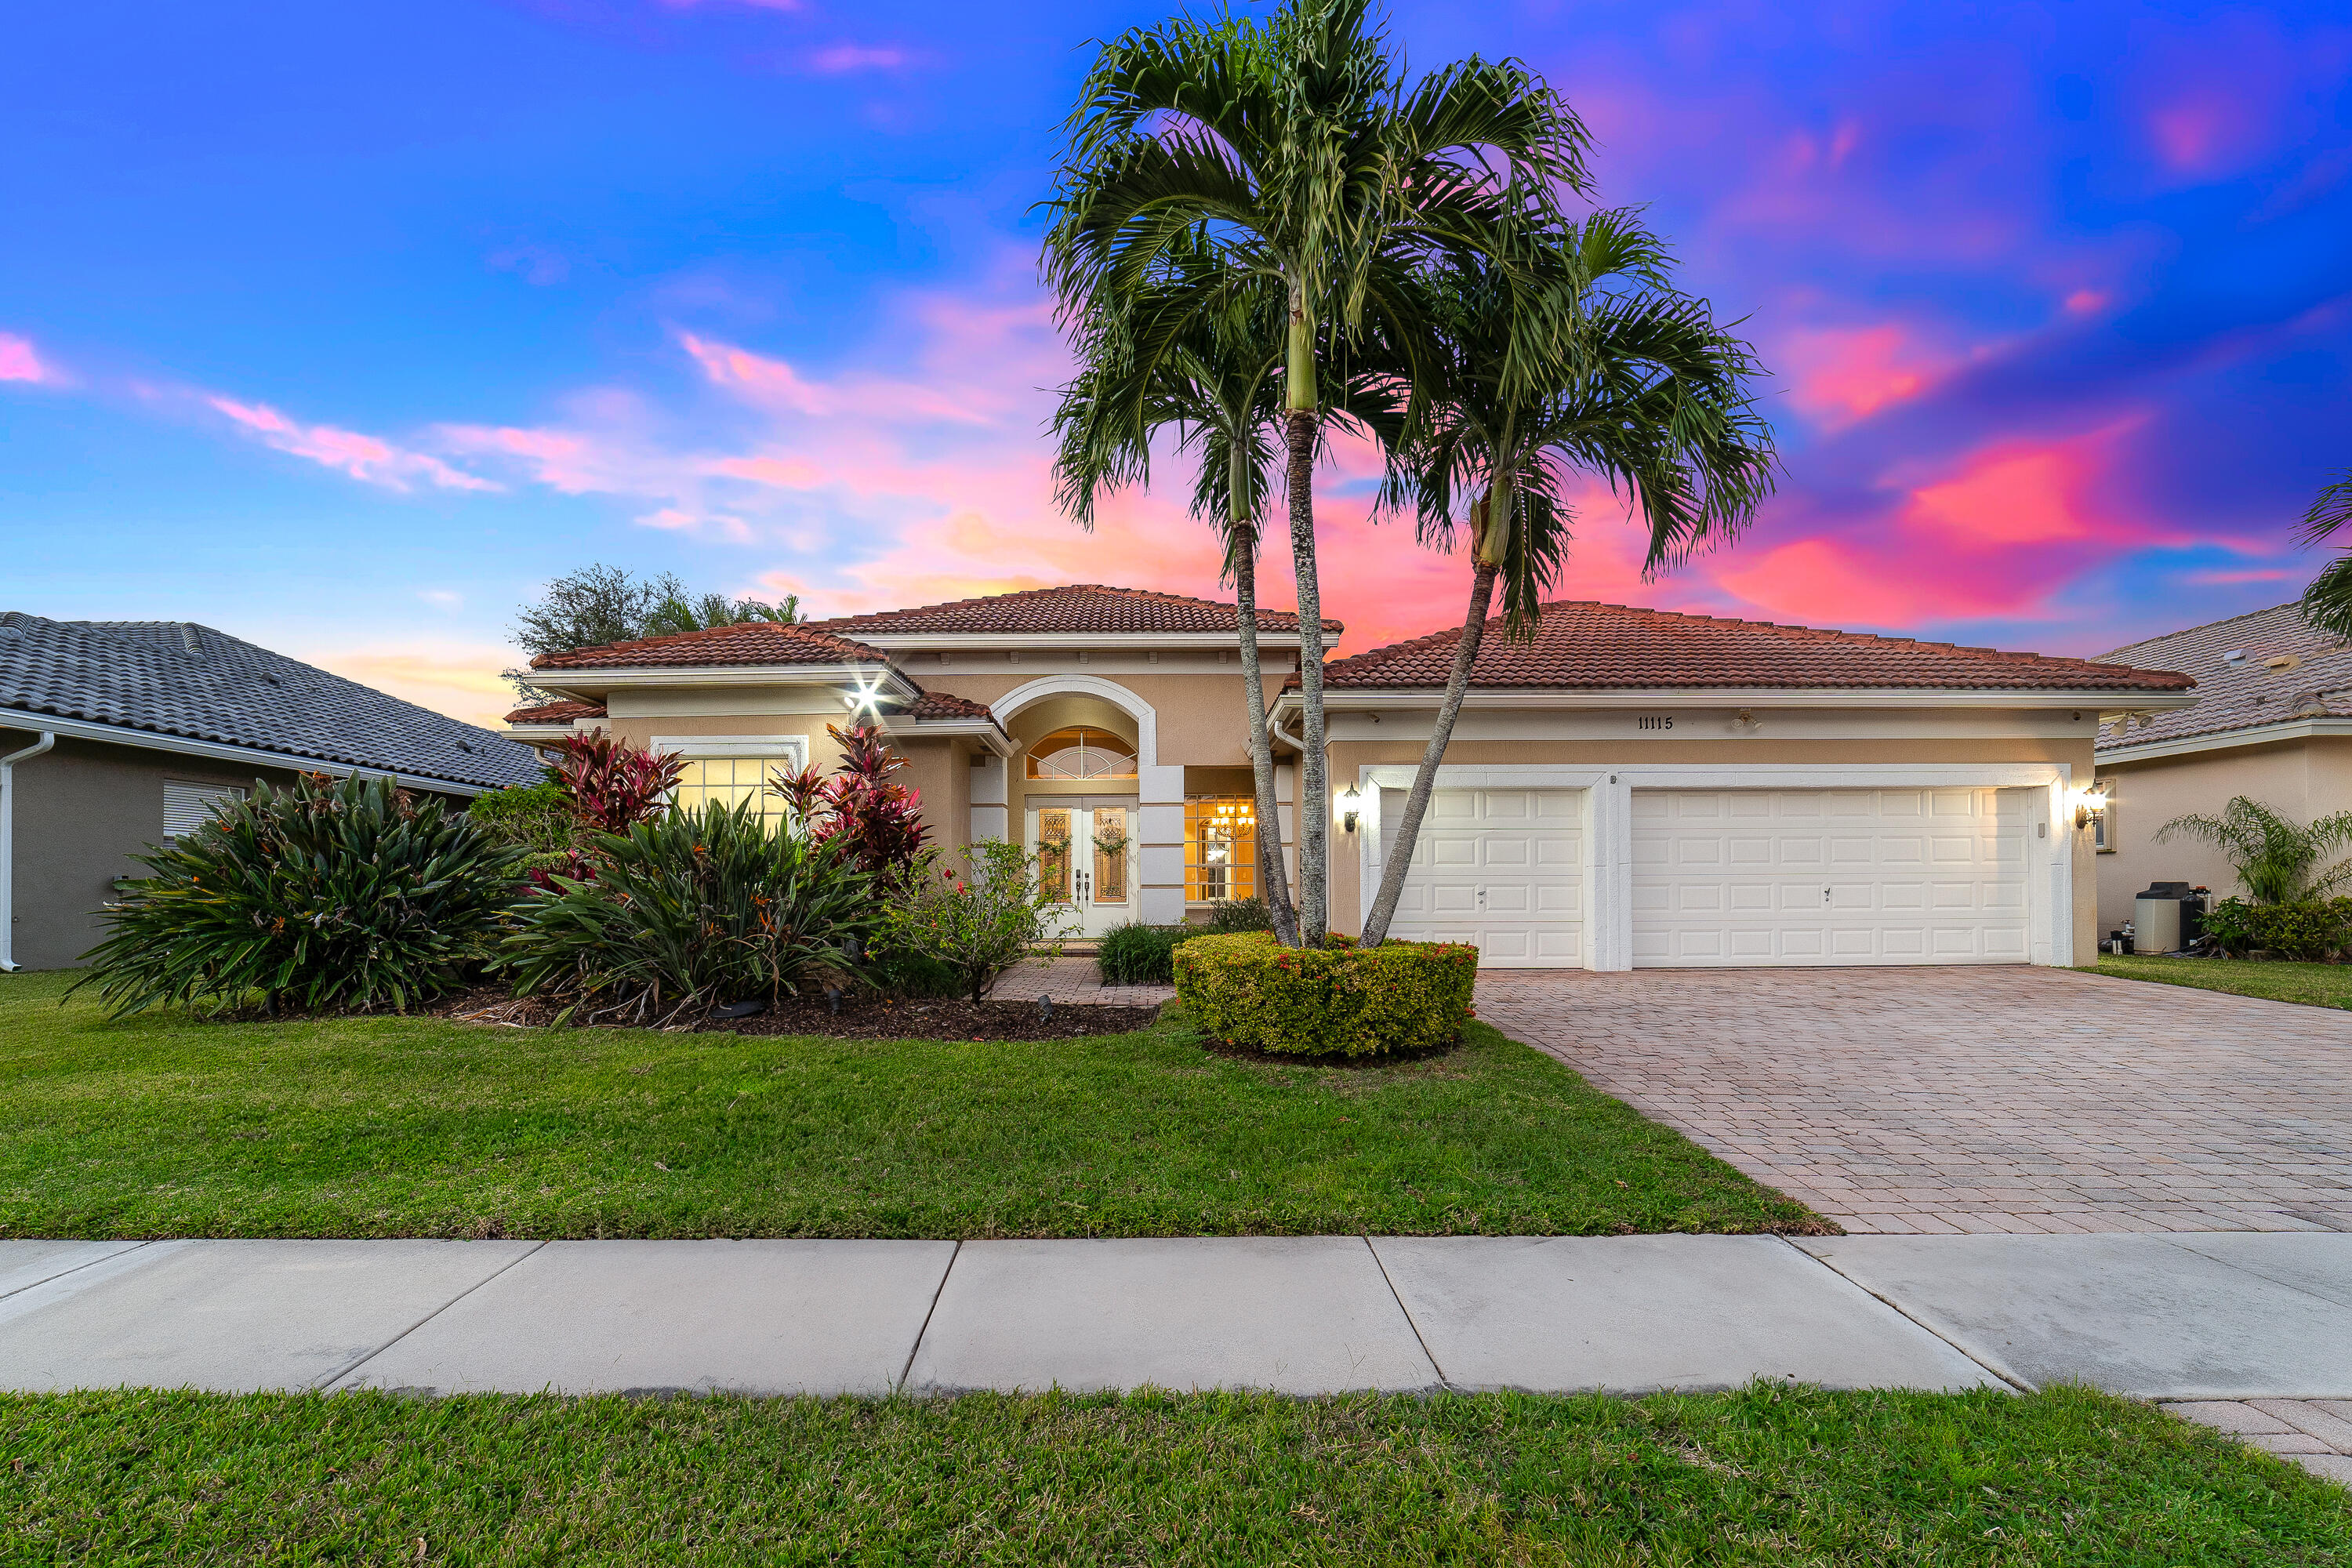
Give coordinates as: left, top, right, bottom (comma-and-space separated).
673, 757, 793, 824
1025, 726, 1138, 781
1185, 795, 1258, 903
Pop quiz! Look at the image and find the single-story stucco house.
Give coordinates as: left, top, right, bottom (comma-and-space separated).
2, 612, 543, 971
510, 583, 2197, 970
2092, 601, 2352, 932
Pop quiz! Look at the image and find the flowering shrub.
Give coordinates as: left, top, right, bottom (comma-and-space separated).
499, 797, 878, 1026
73, 773, 521, 1017
881, 839, 1066, 1003
771, 724, 930, 894
1172, 931, 1479, 1057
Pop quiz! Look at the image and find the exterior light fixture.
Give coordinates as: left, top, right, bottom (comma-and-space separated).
843, 677, 885, 720
2071, 781, 2111, 831
1339, 784, 1362, 833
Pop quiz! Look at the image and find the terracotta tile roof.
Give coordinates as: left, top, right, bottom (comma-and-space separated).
905, 690, 996, 721
804, 584, 1339, 637
504, 700, 605, 726
1305, 601, 2197, 694
2096, 602, 2350, 753
531, 621, 893, 671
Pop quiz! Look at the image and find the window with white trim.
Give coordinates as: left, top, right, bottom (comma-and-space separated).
655, 736, 810, 826
164, 782, 246, 841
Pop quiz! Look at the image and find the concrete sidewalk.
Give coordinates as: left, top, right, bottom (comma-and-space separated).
8, 1233, 2352, 1414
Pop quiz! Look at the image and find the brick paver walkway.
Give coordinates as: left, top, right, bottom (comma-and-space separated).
2166, 1400, 2352, 1486
1475, 967, 2352, 1236
989, 955, 1175, 1010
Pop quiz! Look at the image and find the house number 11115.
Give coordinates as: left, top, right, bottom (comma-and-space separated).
1636, 715, 1675, 731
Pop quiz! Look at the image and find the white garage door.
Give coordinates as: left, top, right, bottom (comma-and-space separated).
1632, 788, 2031, 967
1385, 788, 1582, 967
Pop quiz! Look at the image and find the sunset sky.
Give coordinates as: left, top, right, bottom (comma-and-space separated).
5, 1, 2349, 727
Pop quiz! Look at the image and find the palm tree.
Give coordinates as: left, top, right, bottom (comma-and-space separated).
1051, 236, 1302, 942
2298, 469, 2352, 639
1359, 213, 1778, 946
2157, 797, 2352, 904
1044, 0, 1588, 945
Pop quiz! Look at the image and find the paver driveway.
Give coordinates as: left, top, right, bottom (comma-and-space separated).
1475, 967, 2352, 1236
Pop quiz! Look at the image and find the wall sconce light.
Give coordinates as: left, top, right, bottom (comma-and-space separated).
2072, 781, 2110, 831
1339, 784, 1362, 833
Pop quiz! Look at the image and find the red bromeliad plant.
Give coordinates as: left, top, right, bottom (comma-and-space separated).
769, 724, 931, 892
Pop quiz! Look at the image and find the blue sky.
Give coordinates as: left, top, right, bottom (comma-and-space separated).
4, 0, 2348, 724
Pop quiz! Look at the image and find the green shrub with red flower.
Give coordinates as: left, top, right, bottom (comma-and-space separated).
1172, 931, 1478, 1057
880, 839, 1069, 1004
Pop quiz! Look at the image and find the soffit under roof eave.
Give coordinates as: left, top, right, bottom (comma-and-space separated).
2096, 716, 2352, 767
523, 663, 921, 699
1272, 686, 2201, 714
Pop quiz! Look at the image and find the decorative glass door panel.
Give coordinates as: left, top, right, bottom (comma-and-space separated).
1026, 799, 1136, 937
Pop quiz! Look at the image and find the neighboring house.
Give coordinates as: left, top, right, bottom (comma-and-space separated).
1, 612, 542, 971
2092, 602, 2352, 931
511, 583, 2194, 969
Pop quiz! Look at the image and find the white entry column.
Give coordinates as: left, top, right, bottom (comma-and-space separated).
1138, 760, 1185, 924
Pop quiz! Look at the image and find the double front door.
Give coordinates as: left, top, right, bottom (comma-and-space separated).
1027, 798, 1136, 938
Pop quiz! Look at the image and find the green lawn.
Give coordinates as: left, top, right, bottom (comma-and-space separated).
0, 971, 1814, 1240
5, 1385, 2345, 1565
2085, 956, 2352, 1011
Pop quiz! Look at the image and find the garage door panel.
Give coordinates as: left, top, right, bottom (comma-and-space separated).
1388, 788, 1584, 967
1634, 787, 2031, 968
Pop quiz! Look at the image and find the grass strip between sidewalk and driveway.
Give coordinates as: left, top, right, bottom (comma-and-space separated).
2084, 956, 2352, 1011
5, 1385, 2347, 1566
0, 971, 1817, 1240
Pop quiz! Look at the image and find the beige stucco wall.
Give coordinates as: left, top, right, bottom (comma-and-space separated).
1318, 733, 2100, 959
2094, 735, 2352, 931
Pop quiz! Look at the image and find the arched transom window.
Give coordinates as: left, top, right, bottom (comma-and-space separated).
1025, 725, 1137, 781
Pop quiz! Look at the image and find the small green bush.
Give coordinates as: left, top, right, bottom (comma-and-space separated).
2201, 895, 2352, 960
878, 839, 1066, 1003
74, 773, 521, 1016
467, 780, 574, 855
1205, 897, 1273, 934
499, 799, 878, 1025
1172, 931, 1479, 1057
1097, 922, 1196, 985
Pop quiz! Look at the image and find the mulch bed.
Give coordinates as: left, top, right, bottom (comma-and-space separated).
429, 985, 1162, 1041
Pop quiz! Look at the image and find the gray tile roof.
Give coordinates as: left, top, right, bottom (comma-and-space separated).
2096, 602, 2350, 755
0, 612, 542, 791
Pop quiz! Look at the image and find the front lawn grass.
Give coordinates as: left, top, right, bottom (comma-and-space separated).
7, 1385, 2346, 1565
2085, 955, 2352, 1011
0, 971, 1815, 1240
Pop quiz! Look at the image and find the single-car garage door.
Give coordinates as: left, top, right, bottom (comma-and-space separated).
1632, 788, 2031, 967
1386, 788, 1582, 966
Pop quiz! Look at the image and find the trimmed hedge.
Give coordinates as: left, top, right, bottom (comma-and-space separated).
1172, 931, 1479, 1058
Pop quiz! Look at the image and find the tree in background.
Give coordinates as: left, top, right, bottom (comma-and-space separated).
2298, 470, 2352, 640
507, 564, 800, 699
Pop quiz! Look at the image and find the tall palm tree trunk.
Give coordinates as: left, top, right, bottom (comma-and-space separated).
1286, 405, 1330, 945
1361, 552, 1498, 946
1228, 518, 1300, 944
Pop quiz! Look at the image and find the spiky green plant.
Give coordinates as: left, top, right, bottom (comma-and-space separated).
71, 773, 522, 1017
2156, 796, 2352, 905
499, 798, 879, 1026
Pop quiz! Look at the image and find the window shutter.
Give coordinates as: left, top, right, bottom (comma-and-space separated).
164, 782, 246, 840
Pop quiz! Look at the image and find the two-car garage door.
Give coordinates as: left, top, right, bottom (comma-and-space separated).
1632, 788, 2030, 966
1389, 786, 2032, 968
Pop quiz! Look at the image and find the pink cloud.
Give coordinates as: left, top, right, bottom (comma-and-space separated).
0, 332, 55, 385
807, 43, 905, 74
678, 331, 994, 426
209, 396, 499, 492
2183, 568, 2296, 586
1777, 323, 1946, 428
